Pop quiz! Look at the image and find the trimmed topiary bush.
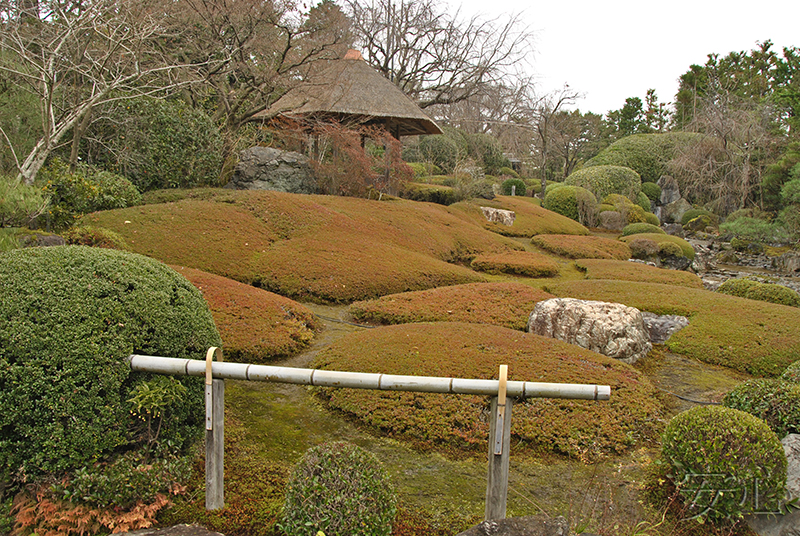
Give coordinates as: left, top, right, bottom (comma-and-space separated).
641, 182, 662, 203
784, 360, 800, 383
565, 165, 642, 201
717, 278, 800, 307
621, 222, 665, 237
499, 166, 519, 178
644, 211, 660, 226
658, 241, 684, 259
501, 177, 526, 196
661, 406, 787, 524
542, 184, 597, 224
0, 246, 220, 482
282, 441, 396, 536
681, 208, 718, 227
723, 379, 800, 438
636, 191, 652, 212
619, 233, 694, 259
400, 182, 458, 205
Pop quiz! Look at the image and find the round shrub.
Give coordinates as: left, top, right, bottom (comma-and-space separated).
39, 159, 141, 231
0, 246, 221, 481
543, 185, 596, 223
783, 360, 800, 383
619, 233, 695, 259
565, 165, 642, 201
628, 238, 659, 259
499, 166, 520, 178
501, 177, 527, 196
681, 208, 718, 227
641, 182, 662, 203
661, 406, 787, 523
636, 191, 652, 212
543, 181, 567, 197
622, 222, 665, 237
723, 379, 800, 438
644, 211, 660, 226
597, 203, 615, 213
658, 241, 684, 258
717, 278, 800, 307
602, 193, 647, 224
282, 442, 396, 536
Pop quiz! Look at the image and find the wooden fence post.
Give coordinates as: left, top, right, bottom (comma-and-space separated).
485, 365, 512, 520
205, 347, 225, 510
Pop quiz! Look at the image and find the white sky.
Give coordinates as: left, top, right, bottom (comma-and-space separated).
454, 0, 799, 116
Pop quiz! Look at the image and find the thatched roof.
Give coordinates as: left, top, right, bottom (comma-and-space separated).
256, 50, 442, 137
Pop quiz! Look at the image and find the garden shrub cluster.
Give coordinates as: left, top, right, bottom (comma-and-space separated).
83, 189, 532, 302
602, 194, 651, 225
542, 184, 597, 224
38, 159, 141, 231
784, 360, 800, 383
470, 250, 559, 278
175, 265, 321, 362
641, 182, 662, 203
723, 379, 800, 437
619, 232, 694, 259
681, 208, 718, 227
717, 278, 800, 307
400, 182, 458, 205
565, 165, 642, 201
313, 322, 661, 458
584, 132, 700, 183
660, 406, 787, 524
64, 225, 128, 249
0, 246, 220, 487
531, 234, 631, 260
621, 222, 665, 237
574, 259, 703, 288
627, 238, 660, 259
543, 279, 800, 376
0, 176, 49, 228
451, 197, 590, 238
281, 442, 396, 536
349, 282, 556, 331
500, 177, 526, 196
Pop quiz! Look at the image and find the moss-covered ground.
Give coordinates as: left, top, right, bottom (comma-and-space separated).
68, 188, 790, 535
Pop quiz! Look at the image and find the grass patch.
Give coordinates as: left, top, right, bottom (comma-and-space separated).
619, 233, 694, 260
531, 234, 631, 260
312, 322, 661, 459
470, 250, 559, 278
450, 197, 590, 237
544, 280, 800, 377
349, 282, 555, 331
83, 189, 525, 303
574, 259, 704, 289
174, 265, 321, 363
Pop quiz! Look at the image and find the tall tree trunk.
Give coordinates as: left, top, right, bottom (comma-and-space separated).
69, 106, 93, 172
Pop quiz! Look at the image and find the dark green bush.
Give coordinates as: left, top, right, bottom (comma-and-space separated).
661, 406, 787, 523
783, 360, 800, 383
501, 178, 527, 196
282, 442, 396, 536
723, 379, 800, 438
619, 232, 695, 259
680, 208, 718, 227
641, 182, 662, 203
84, 97, 223, 192
717, 278, 800, 307
38, 159, 141, 230
628, 238, 659, 259
0, 176, 49, 228
658, 241, 684, 258
403, 134, 459, 173
399, 182, 458, 205
644, 212, 660, 226
499, 166, 520, 178
543, 185, 596, 223
0, 246, 221, 482
464, 132, 510, 174
622, 223, 665, 237
584, 132, 700, 183
636, 191, 652, 212
565, 165, 642, 201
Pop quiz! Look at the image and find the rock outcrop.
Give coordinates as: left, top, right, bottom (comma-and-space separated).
641, 312, 689, 344
481, 207, 516, 226
527, 298, 652, 364
226, 147, 315, 194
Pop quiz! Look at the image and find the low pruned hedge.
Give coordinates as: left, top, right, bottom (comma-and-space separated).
574, 259, 703, 288
531, 234, 631, 260
470, 251, 559, 278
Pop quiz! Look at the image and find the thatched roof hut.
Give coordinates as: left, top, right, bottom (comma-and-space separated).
256, 50, 442, 138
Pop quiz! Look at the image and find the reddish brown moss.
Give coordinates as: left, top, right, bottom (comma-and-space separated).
312, 322, 661, 458
575, 259, 703, 288
531, 234, 632, 260
349, 282, 555, 330
174, 266, 321, 363
449, 197, 590, 237
83, 190, 525, 302
470, 251, 559, 278
544, 280, 800, 377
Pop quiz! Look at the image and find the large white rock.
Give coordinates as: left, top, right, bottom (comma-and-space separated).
527, 298, 652, 364
480, 207, 516, 226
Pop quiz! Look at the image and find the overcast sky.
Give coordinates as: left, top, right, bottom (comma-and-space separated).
454, 0, 798, 116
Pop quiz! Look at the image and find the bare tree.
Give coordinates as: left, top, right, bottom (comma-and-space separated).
0, 0, 210, 185
532, 85, 581, 196
345, 0, 533, 109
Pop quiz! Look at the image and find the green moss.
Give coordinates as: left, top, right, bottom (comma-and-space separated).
531, 234, 631, 260
471, 250, 559, 278
619, 233, 694, 260
621, 223, 665, 237
565, 165, 642, 201
400, 182, 458, 205
574, 259, 703, 288
717, 278, 800, 307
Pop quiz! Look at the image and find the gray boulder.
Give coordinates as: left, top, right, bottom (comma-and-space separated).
641, 312, 689, 344
746, 434, 800, 536
773, 251, 800, 274
660, 198, 693, 224
527, 298, 652, 364
657, 175, 681, 205
226, 147, 315, 193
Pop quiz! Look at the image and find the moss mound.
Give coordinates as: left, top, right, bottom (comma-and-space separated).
312, 322, 661, 458
574, 259, 703, 288
531, 234, 631, 260
565, 165, 642, 201
542, 185, 597, 224
619, 233, 694, 260
543, 280, 800, 376
450, 197, 590, 237
175, 266, 321, 363
661, 406, 787, 523
621, 223, 664, 237
84, 189, 527, 302
0, 246, 220, 480
349, 282, 555, 331
470, 250, 559, 278
717, 278, 800, 307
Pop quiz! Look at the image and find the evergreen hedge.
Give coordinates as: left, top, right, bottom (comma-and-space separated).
565, 165, 642, 201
